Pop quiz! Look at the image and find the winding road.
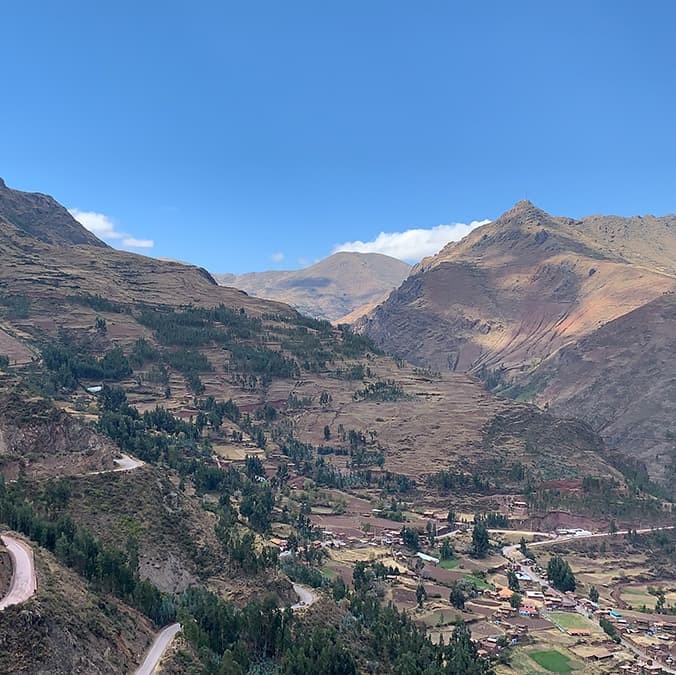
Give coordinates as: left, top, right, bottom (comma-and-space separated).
134, 623, 182, 675
0, 534, 37, 610
291, 583, 317, 611
88, 453, 145, 475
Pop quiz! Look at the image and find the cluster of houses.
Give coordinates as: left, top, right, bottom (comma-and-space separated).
603, 611, 676, 671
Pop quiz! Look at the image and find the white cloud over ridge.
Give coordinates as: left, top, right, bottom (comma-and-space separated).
270, 252, 285, 262
333, 220, 490, 262
122, 237, 154, 249
69, 209, 154, 250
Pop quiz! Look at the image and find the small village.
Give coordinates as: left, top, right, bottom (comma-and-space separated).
265, 488, 676, 675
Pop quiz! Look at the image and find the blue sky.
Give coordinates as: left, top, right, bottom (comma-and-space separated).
1, 1, 675, 273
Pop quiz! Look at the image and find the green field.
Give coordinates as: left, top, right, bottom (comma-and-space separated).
439, 558, 459, 569
529, 650, 574, 673
464, 574, 493, 589
547, 611, 598, 632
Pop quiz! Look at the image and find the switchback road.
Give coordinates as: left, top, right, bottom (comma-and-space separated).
291, 583, 317, 610
134, 623, 181, 675
0, 534, 37, 610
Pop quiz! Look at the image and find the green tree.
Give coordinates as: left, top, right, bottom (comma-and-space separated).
445, 621, 492, 674
471, 518, 489, 558
507, 569, 520, 592
400, 527, 420, 551
547, 555, 576, 592
416, 583, 427, 608
589, 586, 599, 603
323, 425, 331, 441
426, 520, 436, 546
450, 583, 466, 609
440, 539, 454, 560
599, 617, 620, 643
509, 592, 522, 610
0, 355, 9, 370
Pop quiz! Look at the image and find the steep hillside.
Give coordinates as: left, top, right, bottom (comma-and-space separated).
357, 201, 676, 483
515, 292, 676, 486
0, 384, 119, 480
0, 178, 106, 248
360, 201, 676, 372
216, 251, 411, 321
0, 540, 155, 674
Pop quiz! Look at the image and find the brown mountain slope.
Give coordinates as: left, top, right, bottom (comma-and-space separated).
357, 201, 676, 484
359, 200, 676, 372
0, 179, 667, 673
0, 540, 155, 674
0, 180, 620, 487
515, 292, 676, 485
216, 252, 411, 321
0, 178, 106, 248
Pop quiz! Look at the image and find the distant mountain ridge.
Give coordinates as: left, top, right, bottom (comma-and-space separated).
357, 200, 676, 486
216, 251, 411, 322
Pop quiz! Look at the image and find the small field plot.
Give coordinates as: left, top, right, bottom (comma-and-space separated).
547, 612, 600, 633
439, 558, 458, 569
529, 650, 575, 673
620, 585, 676, 609
464, 574, 493, 589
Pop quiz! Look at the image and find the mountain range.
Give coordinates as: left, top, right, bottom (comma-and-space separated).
356, 200, 676, 485
216, 252, 411, 322
0, 177, 673, 672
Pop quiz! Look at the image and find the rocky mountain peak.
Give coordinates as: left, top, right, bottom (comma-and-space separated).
0, 178, 107, 248
501, 199, 552, 224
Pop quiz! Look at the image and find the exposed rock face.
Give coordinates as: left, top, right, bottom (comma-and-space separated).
0, 390, 117, 479
216, 252, 411, 322
357, 201, 676, 483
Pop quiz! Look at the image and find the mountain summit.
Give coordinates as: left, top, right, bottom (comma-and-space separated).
216, 251, 411, 322
0, 178, 107, 248
356, 201, 676, 485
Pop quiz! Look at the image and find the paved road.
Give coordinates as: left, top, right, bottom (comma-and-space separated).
88, 453, 145, 476
134, 623, 181, 675
502, 525, 675, 559
112, 454, 145, 472
291, 584, 317, 611
0, 535, 37, 610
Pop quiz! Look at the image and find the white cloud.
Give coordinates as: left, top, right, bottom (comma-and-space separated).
122, 237, 154, 249
69, 208, 154, 250
333, 220, 490, 262
69, 209, 121, 239
270, 252, 285, 262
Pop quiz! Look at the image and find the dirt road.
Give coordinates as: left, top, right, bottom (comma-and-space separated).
0, 535, 37, 610
134, 623, 181, 675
